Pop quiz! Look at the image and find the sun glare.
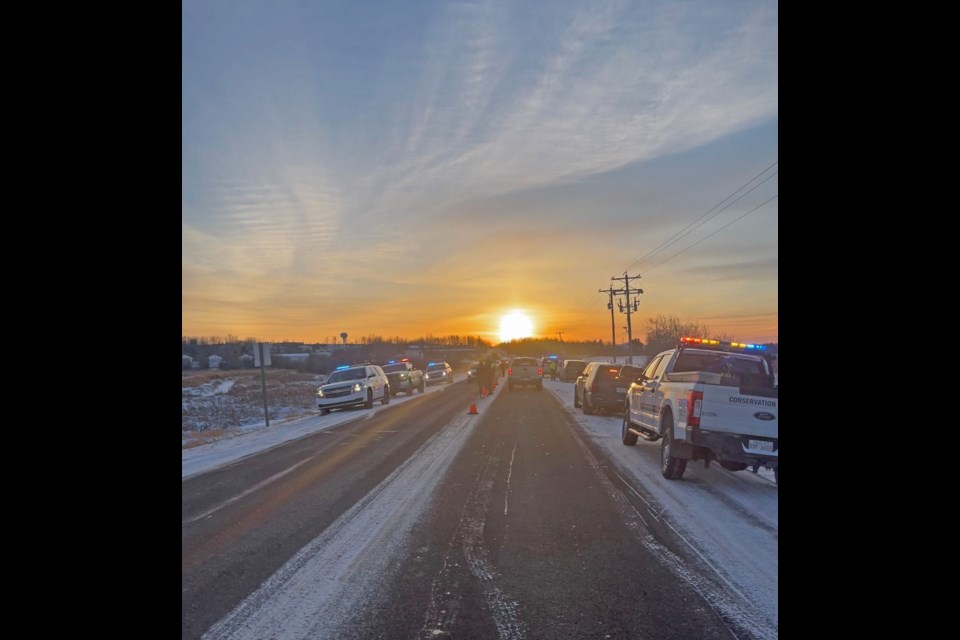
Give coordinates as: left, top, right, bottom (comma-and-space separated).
499, 312, 534, 343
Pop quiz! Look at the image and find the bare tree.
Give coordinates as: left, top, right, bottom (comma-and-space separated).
643, 314, 710, 356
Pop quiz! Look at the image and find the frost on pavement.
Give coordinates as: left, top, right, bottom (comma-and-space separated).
202, 411, 478, 640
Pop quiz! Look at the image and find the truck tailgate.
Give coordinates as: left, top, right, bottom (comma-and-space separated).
699, 387, 778, 439
510, 365, 539, 380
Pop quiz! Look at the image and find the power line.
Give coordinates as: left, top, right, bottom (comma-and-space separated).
626, 171, 777, 272
642, 195, 778, 274
624, 162, 778, 272
562, 160, 778, 338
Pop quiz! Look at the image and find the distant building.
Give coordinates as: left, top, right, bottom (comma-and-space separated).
273, 353, 310, 364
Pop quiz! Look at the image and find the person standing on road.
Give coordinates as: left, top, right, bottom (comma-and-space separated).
477, 359, 492, 397
549, 359, 558, 380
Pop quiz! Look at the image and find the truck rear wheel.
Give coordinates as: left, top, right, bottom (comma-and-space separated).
574, 390, 581, 408
621, 410, 638, 446
660, 415, 687, 480
381, 388, 390, 405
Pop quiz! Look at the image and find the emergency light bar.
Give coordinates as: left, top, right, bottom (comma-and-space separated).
680, 337, 767, 351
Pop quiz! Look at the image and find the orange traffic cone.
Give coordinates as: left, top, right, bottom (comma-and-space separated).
481, 386, 488, 398
469, 403, 478, 414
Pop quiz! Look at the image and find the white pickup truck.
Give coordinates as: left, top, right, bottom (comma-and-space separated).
621, 338, 778, 485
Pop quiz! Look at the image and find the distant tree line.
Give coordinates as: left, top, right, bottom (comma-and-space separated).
181, 334, 496, 374
182, 316, 776, 373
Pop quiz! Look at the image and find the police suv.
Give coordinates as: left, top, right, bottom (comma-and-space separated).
317, 364, 390, 415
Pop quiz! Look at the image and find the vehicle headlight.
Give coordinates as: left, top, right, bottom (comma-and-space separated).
400, 373, 408, 380
352, 383, 364, 392
317, 388, 325, 398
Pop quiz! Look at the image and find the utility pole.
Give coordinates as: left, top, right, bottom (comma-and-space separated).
556, 331, 564, 342
599, 286, 618, 363
610, 273, 643, 364
255, 342, 272, 427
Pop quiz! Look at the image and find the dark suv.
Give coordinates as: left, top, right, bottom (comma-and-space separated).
573, 362, 616, 414
560, 359, 587, 382
616, 365, 645, 391
574, 362, 646, 415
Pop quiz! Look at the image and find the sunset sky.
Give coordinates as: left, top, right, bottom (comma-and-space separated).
182, 0, 778, 346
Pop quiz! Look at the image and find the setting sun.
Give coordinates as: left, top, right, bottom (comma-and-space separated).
499, 311, 534, 343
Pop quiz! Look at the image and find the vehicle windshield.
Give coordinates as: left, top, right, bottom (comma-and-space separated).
427, 363, 446, 371
326, 368, 366, 383
674, 352, 766, 376
381, 364, 407, 374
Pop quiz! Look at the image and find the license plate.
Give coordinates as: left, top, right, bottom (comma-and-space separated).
616, 387, 626, 393
749, 439, 774, 453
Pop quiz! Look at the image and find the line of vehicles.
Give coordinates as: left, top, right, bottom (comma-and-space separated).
559, 339, 778, 485
315, 340, 778, 486
316, 358, 456, 415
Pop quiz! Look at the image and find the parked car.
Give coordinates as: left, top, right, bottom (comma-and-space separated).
560, 359, 587, 382
317, 364, 390, 415
573, 362, 624, 415
424, 361, 454, 385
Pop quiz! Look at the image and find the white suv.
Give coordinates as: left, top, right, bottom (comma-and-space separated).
317, 364, 390, 415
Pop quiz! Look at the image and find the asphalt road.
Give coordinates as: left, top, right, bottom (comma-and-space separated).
183, 379, 761, 639
181, 379, 475, 639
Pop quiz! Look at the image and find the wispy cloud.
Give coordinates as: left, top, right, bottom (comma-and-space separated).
182, 0, 778, 342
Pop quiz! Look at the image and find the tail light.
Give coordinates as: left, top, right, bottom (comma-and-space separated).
538, 367, 543, 375
508, 367, 513, 375
687, 390, 703, 427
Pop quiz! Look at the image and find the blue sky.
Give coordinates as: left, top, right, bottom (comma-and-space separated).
182, 0, 778, 344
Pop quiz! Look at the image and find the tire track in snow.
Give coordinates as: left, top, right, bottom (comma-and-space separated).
419, 427, 525, 640
503, 443, 517, 516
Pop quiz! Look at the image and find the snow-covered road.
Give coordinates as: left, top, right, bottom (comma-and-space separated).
185, 374, 777, 639
542, 377, 778, 636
